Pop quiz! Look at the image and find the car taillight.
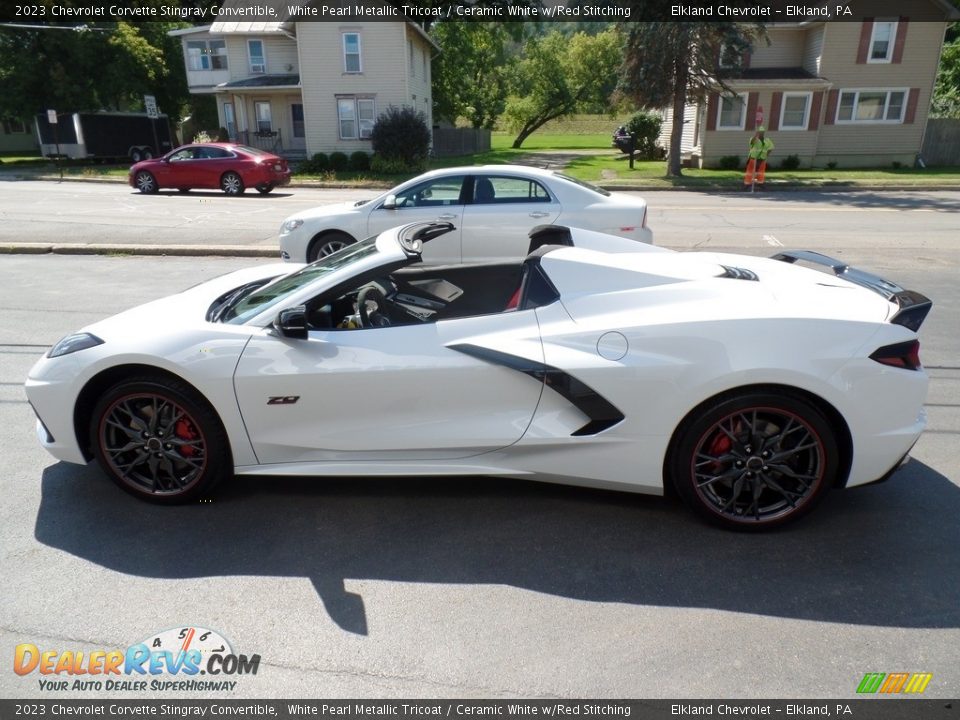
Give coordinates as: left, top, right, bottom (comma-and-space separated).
870, 340, 922, 370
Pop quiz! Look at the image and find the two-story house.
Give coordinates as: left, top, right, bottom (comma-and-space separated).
663, 1, 960, 168
170, 20, 437, 159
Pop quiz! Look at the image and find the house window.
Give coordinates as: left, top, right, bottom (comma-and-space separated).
3, 118, 27, 134
780, 92, 812, 130
343, 33, 362, 73
291, 103, 305, 138
255, 102, 272, 133
186, 39, 227, 71
718, 95, 746, 130
868, 20, 897, 63
248, 39, 266, 74
337, 97, 375, 139
718, 43, 740, 69
836, 89, 907, 123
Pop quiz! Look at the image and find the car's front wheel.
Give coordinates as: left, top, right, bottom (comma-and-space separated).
668, 390, 838, 530
221, 171, 245, 195
90, 376, 232, 504
308, 232, 355, 262
134, 171, 158, 194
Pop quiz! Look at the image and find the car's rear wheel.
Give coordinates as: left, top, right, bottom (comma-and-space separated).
308, 232, 354, 262
221, 171, 245, 195
134, 171, 158, 194
255, 183, 275, 195
669, 391, 837, 530
90, 376, 231, 504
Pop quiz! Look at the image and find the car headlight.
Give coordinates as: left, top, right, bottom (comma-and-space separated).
282, 218, 304, 234
48, 332, 104, 358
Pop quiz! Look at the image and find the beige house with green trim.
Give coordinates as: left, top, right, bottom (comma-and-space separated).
170, 20, 436, 159
664, 1, 960, 168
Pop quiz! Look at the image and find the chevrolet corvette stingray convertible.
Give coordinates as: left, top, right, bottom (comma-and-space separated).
26, 223, 932, 529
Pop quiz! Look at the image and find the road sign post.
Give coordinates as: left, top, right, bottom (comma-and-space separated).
144, 95, 160, 158
47, 109, 62, 183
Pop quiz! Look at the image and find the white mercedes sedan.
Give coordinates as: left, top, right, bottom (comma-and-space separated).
278, 165, 653, 263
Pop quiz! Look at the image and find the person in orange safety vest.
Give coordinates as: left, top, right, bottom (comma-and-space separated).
744, 126, 775, 187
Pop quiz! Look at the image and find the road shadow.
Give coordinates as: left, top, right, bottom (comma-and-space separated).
681, 188, 960, 211
130, 190, 295, 199
35, 459, 960, 635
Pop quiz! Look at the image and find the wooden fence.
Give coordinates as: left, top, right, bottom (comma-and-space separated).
432, 127, 491, 158
921, 119, 960, 166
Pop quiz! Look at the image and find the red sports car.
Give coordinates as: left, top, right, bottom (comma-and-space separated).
129, 142, 291, 196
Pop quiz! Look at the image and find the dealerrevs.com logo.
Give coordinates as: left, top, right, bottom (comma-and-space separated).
13, 626, 260, 693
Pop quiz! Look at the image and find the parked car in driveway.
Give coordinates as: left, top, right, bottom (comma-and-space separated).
279, 165, 653, 263
26, 222, 931, 529
129, 142, 290, 196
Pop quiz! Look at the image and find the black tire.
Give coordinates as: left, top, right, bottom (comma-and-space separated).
134, 171, 158, 194
307, 231, 355, 262
221, 171, 245, 195
668, 390, 837, 530
255, 183, 275, 195
143, 149, 153, 160
130, 149, 143, 163
89, 375, 232, 504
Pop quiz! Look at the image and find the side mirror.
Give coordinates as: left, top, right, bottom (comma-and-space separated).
274, 305, 308, 339
382, 194, 397, 210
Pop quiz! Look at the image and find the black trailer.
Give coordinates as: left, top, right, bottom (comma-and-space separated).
35, 111, 174, 162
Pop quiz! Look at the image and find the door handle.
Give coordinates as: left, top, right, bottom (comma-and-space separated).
437, 214, 457, 220
529, 212, 550, 218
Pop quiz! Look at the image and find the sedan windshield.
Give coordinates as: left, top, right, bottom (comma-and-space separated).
223, 237, 379, 324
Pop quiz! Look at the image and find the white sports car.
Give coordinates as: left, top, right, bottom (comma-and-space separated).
278, 165, 652, 263
26, 223, 931, 529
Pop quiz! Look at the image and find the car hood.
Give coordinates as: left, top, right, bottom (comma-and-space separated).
293, 199, 376, 222
82, 263, 302, 339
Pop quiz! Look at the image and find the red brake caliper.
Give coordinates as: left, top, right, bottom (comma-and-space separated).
174, 419, 197, 457
706, 431, 732, 473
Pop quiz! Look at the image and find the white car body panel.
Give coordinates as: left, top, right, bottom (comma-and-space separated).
27, 224, 929, 514
278, 165, 652, 263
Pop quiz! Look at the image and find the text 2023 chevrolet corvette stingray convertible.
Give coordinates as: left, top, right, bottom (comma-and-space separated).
26, 223, 931, 528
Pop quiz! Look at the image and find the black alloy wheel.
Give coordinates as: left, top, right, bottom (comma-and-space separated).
670, 392, 838, 529
90, 376, 231, 503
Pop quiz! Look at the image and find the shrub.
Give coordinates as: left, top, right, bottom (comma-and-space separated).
370, 155, 411, 175
826, 161, 838, 170
329, 151, 349, 171
216, 127, 230, 142
780, 154, 801, 170
349, 151, 370, 171
192, 130, 213, 144
371, 106, 431, 169
891, 160, 903, 170
718, 155, 741, 170
296, 152, 329, 175
624, 111, 663, 160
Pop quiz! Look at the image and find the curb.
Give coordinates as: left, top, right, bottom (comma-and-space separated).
0, 243, 278, 258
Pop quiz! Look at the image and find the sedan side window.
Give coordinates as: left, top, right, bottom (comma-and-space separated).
169, 148, 198, 162
393, 176, 466, 208
473, 176, 552, 204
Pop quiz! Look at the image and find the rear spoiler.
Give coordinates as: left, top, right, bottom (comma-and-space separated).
771, 250, 932, 331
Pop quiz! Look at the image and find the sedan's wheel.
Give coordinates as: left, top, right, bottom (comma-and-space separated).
669, 392, 837, 530
255, 183, 275, 195
307, 232, 355, 262
134, 171, 158, 194
90, 376, 231, 504
221, 171, 245, 195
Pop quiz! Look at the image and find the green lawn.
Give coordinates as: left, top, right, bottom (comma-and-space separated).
491, 132, 611, 150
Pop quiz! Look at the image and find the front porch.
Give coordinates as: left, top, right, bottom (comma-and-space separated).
215, 77, 306, 160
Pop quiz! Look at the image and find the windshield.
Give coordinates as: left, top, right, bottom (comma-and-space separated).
553, 172, 611, 197
223, 237, 379, 324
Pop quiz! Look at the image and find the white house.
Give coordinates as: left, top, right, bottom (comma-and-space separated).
170, 20, 437, 158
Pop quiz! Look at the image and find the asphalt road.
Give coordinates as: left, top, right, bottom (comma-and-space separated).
1, 180, 960, 253
0, 187, 958, 700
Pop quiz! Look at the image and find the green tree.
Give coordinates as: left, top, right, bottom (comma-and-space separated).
502, 28, 622, 148
932, 37, 960, 118
430, 22, 511, 128
617, 20, 761, 176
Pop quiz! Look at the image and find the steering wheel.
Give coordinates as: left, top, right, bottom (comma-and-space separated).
357, 285, 391, 328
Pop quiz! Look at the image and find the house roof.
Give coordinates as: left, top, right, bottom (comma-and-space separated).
218, 74, 300, 89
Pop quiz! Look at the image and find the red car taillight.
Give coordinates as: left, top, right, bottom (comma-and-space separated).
870, 340, 922, 370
